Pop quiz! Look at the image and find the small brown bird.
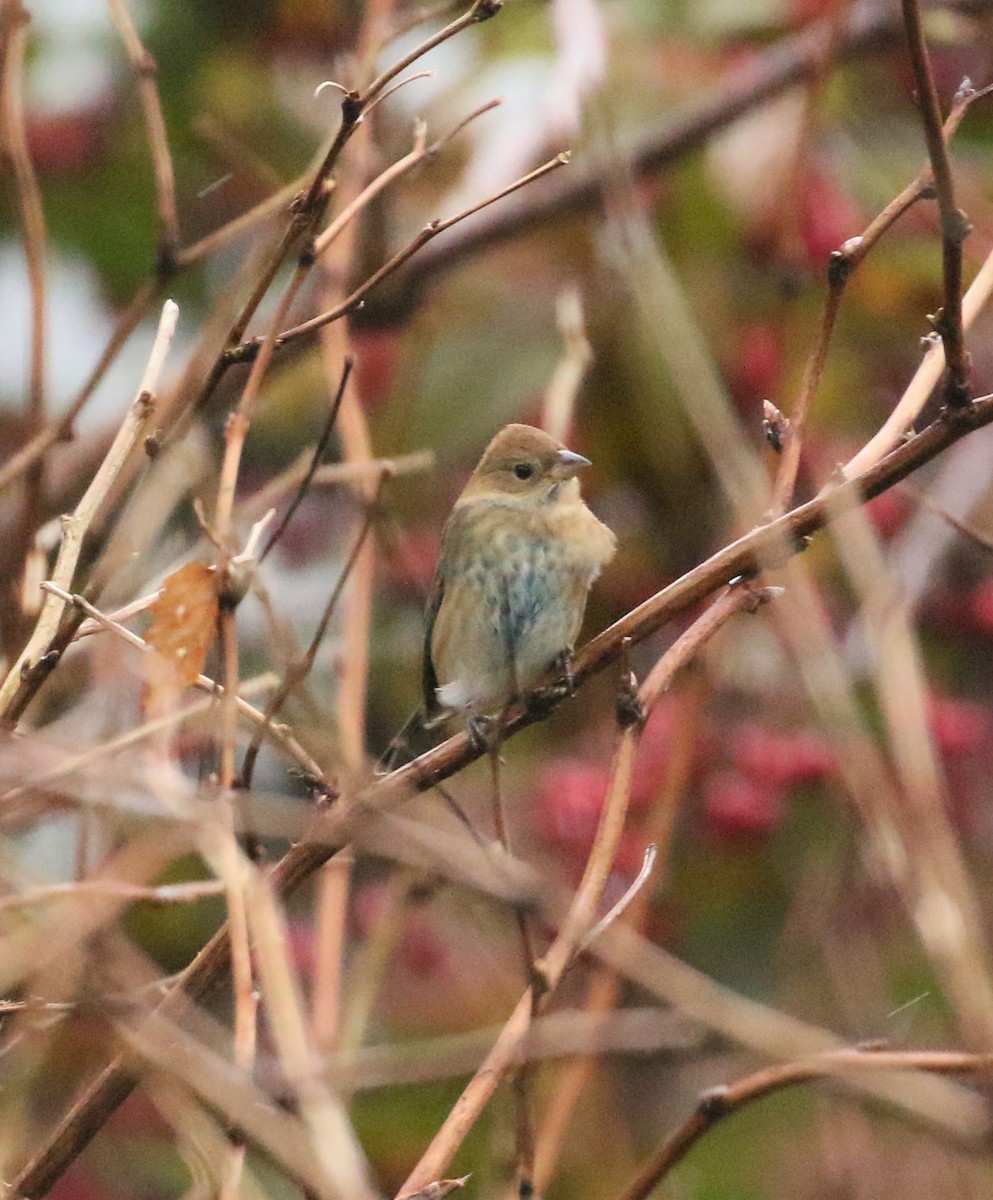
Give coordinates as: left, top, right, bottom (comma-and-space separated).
383, 423, 616, 765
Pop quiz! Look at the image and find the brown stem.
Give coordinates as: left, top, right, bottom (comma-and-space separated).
106, 0, 181, 271
900, 0, 971, 406
615, 1047, 993, 1200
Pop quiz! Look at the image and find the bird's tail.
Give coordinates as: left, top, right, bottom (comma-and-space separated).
376, 707, 443, 774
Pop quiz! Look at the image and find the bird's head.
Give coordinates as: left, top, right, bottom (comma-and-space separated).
462, 423, 591, 500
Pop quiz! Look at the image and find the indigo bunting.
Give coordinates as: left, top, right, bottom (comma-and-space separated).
382, 424, 616, 766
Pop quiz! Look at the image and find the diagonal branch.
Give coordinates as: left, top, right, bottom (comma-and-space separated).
616, 1046, 993, 1200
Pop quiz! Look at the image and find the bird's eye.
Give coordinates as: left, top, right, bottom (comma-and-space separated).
513, 463, 534, 480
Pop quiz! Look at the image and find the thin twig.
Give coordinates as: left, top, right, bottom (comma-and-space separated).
361, 0, 500, 107
532, 680, 705, 1193
0, 0, 47, 425
0, 300, 179, 721
488, 737, 540, 1197
105, 0, 181, 271
313, 100, 500, 261
902, 481, 993, 553
842, 247, 993, 478
615, 1047, 993, 1200
242, 448, 433, 525
229, 152, 571, 365
772, 81, 991, 510
577, 845, 658, 955
175, 180, 302, 269
900, 0, 971, 406
214, 260, 312, 542
299, 0, 501, 218
0, 879, 226, 912
0, 673, 276, 804
541, 287, 592, 445
259, 359, 352, 563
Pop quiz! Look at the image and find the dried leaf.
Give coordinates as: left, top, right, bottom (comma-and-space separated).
143, 562, 218, 716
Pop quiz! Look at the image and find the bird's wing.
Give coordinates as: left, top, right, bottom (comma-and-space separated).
421, 570, 444, 716
422, 502, 471, 714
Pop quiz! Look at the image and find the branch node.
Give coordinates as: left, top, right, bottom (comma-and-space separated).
135, 48, 158, 78
616, 684, 644, 730
827, 244, 858, 288
741, 582, 780, 613
762, 399, 789, 453
154, 232, 179, 280
954, 76, 976, 103
341, 91, 364, 125
298, 239, 318, 270
941, 207, 972, 246
527, 960, 551, 1000
472, 0, 504, 21
944, 367, 973, 410
697, 1085, 732, 1120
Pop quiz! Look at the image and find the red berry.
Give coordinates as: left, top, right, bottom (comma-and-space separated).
865, 490, 910, 539
732, 322, 784, 406
385, 528, 439, 592
351, 327, 401, 409
631, 703, 677, 806
799, 167, 860, 266
968, 579, 993, 635
538, 761, 610, 849
927, 695, 990, 757
399, 918, 450, 979
614, 831, 648, 879
704, 769, 785, 837
731, 721, 834, 789
286, 921, 315, 976
26, 109, 107, 173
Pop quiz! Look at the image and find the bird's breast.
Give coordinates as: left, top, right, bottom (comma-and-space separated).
430, 495, 615, 711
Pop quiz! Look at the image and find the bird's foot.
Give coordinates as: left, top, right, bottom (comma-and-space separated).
466, 712, 497, 754
553, 646, 577, 696
523, 648, 577, 717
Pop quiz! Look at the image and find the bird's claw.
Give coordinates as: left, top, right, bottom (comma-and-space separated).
554, 647, 577, 696
466, 712, 496, 754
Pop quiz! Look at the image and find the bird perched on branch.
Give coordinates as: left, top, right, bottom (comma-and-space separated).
381, 423, 616, 768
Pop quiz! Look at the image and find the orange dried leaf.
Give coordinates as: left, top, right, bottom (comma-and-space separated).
143, 562, 218, 716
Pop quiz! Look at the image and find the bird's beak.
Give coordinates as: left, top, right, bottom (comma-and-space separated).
554, 447, 592, 478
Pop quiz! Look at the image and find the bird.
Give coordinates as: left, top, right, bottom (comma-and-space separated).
381, 423, 616, 768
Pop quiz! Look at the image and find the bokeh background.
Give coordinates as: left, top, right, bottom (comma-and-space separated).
4, 0, 993, 1197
